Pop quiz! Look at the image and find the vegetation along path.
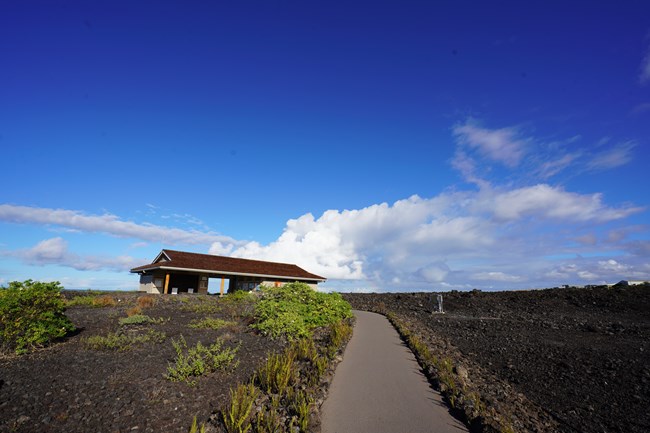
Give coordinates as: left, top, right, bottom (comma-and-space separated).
321, 310, 468, 433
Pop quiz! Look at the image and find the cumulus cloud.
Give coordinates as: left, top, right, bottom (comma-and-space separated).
5, 237, 144, 272
213, 185, 642, 288
453, 120, 527, 167
0, 204, 240, 246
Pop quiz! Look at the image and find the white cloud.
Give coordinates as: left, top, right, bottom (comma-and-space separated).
5, 237, 144, 272
544, 256, 650, 285
471, 271, 524, 283
575, 233, 597, 245
587, 141, 636, 171
0, 204, 240, 246
537, 152, 581, 179
477, 184, 642, 222
453, 121, 527, 167
450, 150, 490, 188
26, 237, 68, 263
597, 259, 629, 273
217, 185, 642, 289
451, 120, 636, 185
631, 102, 650, 115
640, 45, 650, 84
577, 270, 599, 280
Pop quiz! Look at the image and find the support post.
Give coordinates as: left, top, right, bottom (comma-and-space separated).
164, 274, 170, 294
220, 278, 225, 297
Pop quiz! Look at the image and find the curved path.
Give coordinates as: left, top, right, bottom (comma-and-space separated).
321, 310, 468, 433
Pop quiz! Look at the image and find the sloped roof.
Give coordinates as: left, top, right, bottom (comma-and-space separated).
130, 249, 326, 282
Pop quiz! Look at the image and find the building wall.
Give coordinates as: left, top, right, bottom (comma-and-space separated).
138, 273, 166, 294
139, 272, 321, 294
138, 274, 156, 293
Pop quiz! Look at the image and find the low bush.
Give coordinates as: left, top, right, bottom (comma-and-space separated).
166, 336, 239, 385
253, 282, 352, 340
83, 329, 166, 351
0, 280, 76, 354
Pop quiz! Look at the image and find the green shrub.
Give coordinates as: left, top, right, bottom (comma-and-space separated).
189, 317, 236, 330
0, 280, 76, 354
83, 329, 166, 351
166, 335, 239, 385
253, 282, 352, 340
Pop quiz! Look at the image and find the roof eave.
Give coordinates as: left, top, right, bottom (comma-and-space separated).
130, 265, 326, 282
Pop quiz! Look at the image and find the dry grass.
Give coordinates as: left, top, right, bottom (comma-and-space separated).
126, 306, 142, 317
92, 295, 117, 307
137, 295, 156, 309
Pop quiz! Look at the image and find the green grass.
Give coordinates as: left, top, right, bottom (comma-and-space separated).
83, 329, 166, 351
255, 349, 297, 396
189, 317, 236, 330
66, 294, 117, 307
223, 383, 259, 433
188, 416, 206, 433
118, 314, 165, 326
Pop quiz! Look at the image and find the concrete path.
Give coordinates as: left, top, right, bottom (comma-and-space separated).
321, 311, 468, 433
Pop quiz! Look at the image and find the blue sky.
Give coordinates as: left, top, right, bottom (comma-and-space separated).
1, 0, 649, 291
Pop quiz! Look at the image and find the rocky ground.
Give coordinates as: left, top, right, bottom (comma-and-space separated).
0, 293, 283, 433
343, 284, 650, 433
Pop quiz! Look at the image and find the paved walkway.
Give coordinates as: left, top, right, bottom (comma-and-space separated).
321, 311, 468, 433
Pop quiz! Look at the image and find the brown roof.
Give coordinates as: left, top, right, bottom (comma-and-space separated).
130, 249, 326, 281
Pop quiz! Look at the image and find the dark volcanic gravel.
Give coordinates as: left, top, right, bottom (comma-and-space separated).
343, 285, 650, 433
0, 293, 283, 433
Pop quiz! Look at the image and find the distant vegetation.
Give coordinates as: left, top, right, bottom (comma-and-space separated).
0, 280, 76, 354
